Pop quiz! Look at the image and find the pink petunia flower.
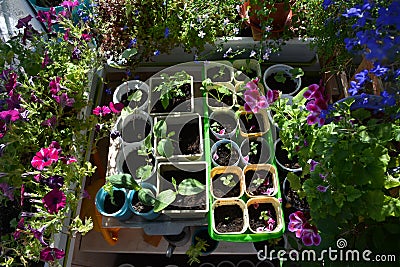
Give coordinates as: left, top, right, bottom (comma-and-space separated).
54, 93, 75, 108
49, 77, 61, 95
40, 247, 65, 262
0, 109, 20, 123
42, 188, 66, 214
93, 106, 112, 116
244, 88, 267, 113
31, 147, 59, 170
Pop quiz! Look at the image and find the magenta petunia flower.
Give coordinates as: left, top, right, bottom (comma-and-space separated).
81, 33, 92, 41
288, 211, 307, 238
13, 217, 25, 240
0, 110, 20, 123
42, 51, 51, 68
93, 106, 111, 116
63, 28, 70, 41
31, 147, 59, 170
42, 188, 66, 214
41, 116, 57, 127
61, 0, 79, 8
109, 102, 124, 113
300, 223, 321, 246
40, 247, 65, 262
49, 77, 61, 95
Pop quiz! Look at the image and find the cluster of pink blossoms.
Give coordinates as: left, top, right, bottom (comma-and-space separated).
303, 83, 330, 126
288, 211, 321, 246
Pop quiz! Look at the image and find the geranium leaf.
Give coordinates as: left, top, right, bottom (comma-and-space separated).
177, 178, 205, 195
153, 189, 176, 212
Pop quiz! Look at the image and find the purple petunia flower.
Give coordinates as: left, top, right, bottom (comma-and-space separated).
110, 129, 120, 140
31, 147, 59, 170
319, 173, 328, 180
317, 185, 329, 192
40, 247, 65, 262
16, 15, 33, 29
72, 47, 81, 60
42, 51, 51, 68
164, 27, 170, 38
127, 38, 137, 48
54, 93, 75, 108
308, 159, 319, 172
42, 188, 66, 214
63, 28, 70, 41
61, 0, 79, 9
29, 225, 48, 246
13, 217, 25, 240
42, 116, 57, 127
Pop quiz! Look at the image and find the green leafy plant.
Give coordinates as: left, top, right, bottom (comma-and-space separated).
202, 78, 233, 103
274, 68, 304, 83
259, 210, 271, 221
135, 135, 155, 181
252, 174, 265, 187
153, 119, 176, 158
102, 181, 116, 205
249, 141, 258, 156
186, 237, 209, 265
153, 70, 191, 110
220, 174, 236, 187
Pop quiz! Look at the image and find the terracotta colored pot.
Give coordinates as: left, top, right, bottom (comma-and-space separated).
239, 1, 293, 40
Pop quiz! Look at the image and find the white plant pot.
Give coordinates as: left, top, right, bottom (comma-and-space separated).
239, 137, 272, 166
117, 110, 153, 150
113, 80, 150, 111
148, 74, 194, 115
238, 109, 270, 138
274, 138, 302, 173
209, 109, 239, 140
153, 113, 203, 162
232, 59, 262, 84
205, 82, 236, 112
263, 64, 302, 97
157, 161, 209, 219
210, 139, 241, 167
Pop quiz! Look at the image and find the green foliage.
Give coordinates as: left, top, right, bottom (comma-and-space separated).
153, 119, 175, 158
153, 70, 191, 110
202, 78, 233, 103
186, 237, 209, 265
220, 174, 235, 187
274, 68, 304, 83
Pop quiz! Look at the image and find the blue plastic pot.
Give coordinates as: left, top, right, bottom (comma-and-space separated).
127, 182, 160, 220
192, 226, 219, 256
95, 186, 132, 221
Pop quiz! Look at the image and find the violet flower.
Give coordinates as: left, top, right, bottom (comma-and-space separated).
40, 247, 65, 262
212, 152, 219, 161
0, 182, 14, 201
72, 47, 81, 60
41, 116, 57, 127
16, 15, 33, 29
29, 225, 48, 246
42, 188, 66, 214
288, 211, 307, 238
49, 77, 61, 95
308, 159, 319, 172
31, 147, 59, 170
317, 185, 329, 192
54, 93, 75, 108
42, 51, 51, 68
300, 223, 321, 246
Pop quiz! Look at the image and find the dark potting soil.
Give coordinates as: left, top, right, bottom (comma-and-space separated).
241, 140, 270, 164
208, 88, 234, 107
245, 170, 274, 196
208, 66, 232, 82
151, 83, 191, 113
236, 90, 246, 106
104, 190, 126, 214
212, 173, 241, 198
210, 113, 237, 135
239, 113, 265, 134
159, 169, 206, 210
131, 191, 153, 213
248, 203, 277, 232
121, 118, 151, 143
178, 119, 201, 155
214, 204, 244, 233
120, 89, 147, 109
0, 199, 21, 236
265, 73, 297, 94
214, 143, 240, 166
275, 141, 301, 170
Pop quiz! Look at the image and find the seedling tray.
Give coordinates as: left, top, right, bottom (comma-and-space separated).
202, 77, 285, 243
